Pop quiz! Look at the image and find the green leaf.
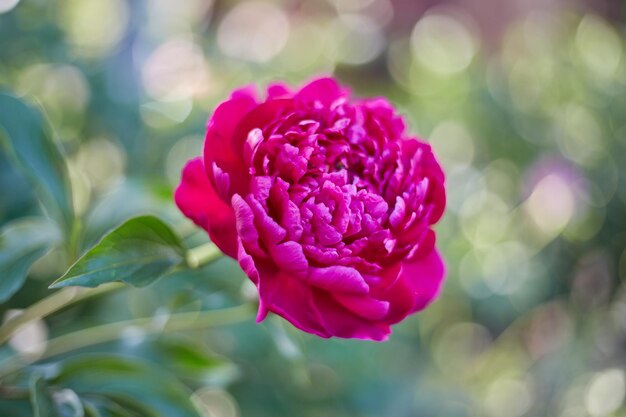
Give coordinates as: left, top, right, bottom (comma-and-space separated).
50, 216, 186, 289
52, 354, 202, 417
155, 337, 225, 373
0, 93, 74, 233
30, 374, 60, 417
83, 403, 104, 417
0, 217, 61, 302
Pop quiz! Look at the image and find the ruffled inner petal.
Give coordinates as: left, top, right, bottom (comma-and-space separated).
307, 266, 369, 294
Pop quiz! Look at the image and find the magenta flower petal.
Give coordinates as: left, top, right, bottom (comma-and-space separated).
231, 194, 259, 247
267, 82, 291, 99
307, 266, 370, 294
175, 158, 237, 258
270, 241, 308, 279
203, 93, 257, 195
312, 290, 391, 341
176, 77, 447, 341
333, 294, 390, 320
294, 77, 344, 105
256, 269, 330, 338
401, 249, 446, 313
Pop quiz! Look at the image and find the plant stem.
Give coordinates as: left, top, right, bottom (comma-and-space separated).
0, 303, 253, 379
66, 217, 82, 263
0, 283, 122, 345
186, 241, 223, 268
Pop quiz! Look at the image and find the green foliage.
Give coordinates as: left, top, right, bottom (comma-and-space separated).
0, 398, 33, 415
0, 93, 74, 234
0, 218, 60, 302
0, 94, 216, 417
128, 336, 238, 386
50, 216, 187, 289
51, 355, 202, 417
30, 375, 60, 417
82, 398, 144, 417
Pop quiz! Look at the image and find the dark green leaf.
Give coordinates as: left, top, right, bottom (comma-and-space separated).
0, 217, 61, 302
53, 354, 201, 417
50, 215, 187, 289
0, 93, 74, 233
156, 338, 223, 371
30, 375, 60, 417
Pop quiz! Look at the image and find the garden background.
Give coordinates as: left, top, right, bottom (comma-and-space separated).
1, 0, 626, 416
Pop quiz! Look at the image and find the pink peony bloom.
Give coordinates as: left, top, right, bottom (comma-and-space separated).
175, 77, 446, 341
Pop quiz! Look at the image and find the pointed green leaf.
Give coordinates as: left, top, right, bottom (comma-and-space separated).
0, 93, 74, 233
50, 216, 186, 289
0, 217, 61, 302
30, 375, 61, 417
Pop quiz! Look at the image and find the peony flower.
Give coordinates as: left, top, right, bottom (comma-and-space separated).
175, 77, 446, 341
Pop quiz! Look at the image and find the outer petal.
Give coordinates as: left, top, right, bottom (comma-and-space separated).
426, 178, 446, 225
312, 290, 390, 341
295, 77, 346, 105
204, 92, 257, 195
255, 267, 330, 338
266, 82, 291, 99
230, 85, 257, 101
333, 294, 390, 320
401, 249, 446, 313
372, 263, 414, 324
375, 249, 444, 325
175, 158, 238, 258
415, 143, 446, 224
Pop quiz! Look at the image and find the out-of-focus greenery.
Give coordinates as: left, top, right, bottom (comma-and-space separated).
1, 0, 626, 416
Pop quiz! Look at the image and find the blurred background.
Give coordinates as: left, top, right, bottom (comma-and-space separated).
1, 0, 626, 416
